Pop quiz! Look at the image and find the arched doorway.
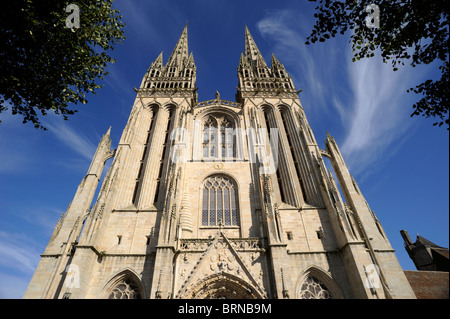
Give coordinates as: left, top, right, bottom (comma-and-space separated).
185, 273, 263, 299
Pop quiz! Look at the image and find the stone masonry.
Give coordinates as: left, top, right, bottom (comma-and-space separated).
24, 25, 416, 299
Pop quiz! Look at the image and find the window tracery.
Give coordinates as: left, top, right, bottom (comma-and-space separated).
108, 278, 142, 299
202, 115, 236, 160
298, 275, 332, 299
202, 175, 239, 227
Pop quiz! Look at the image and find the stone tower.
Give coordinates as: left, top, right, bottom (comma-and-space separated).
24, 25, 416, 299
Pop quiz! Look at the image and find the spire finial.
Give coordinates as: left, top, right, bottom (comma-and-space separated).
271, 52, 282, 67
102, 126, 111, 141
167, 24, 190, 68
244, 26, 268, 68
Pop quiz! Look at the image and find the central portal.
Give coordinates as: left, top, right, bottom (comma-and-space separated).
186, 273, 262, 299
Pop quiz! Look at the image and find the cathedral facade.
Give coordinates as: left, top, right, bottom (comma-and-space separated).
24, 25, 416, 299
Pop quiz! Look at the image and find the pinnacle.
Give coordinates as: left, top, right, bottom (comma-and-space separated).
102, 126, 111, 139
187, 51, 195, 67
244, 26, 268, 68
150, 51, 164, 69
271, 53, 281, 66
167, 24, 190, 67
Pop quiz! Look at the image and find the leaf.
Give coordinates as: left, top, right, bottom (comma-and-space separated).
0, 0, 126, 130
306, 0, 449, 129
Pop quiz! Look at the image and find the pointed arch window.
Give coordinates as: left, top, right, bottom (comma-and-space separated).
298, 275, 333, 299
202, 115, 236, 160
220, 118, 234, 158
201, 175, 239, 227
202, 117, 217, 158
108, 278, 142, 299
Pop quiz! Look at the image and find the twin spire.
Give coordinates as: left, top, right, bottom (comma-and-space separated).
149, 24, 195, 73
144, 24, 294, 95
238, 26, 295, 95
142, 24, 196, 93
240, 26, 292, 81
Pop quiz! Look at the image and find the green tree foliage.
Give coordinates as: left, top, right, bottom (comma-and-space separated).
306, 0, 449, 129
0, 0, 125, 129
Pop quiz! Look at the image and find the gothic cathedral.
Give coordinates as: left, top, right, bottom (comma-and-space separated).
24, 25, 416, 299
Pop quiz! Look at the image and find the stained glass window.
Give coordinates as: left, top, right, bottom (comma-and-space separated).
201, 175, 239, 227
202, 115, 236, 160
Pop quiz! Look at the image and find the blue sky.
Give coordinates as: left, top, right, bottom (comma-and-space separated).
0, 0, 448, 298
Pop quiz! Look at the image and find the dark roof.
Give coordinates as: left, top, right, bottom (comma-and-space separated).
404, 271, 449, 299
416, 235, 446, 249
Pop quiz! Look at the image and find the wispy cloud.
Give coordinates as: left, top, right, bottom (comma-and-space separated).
0, 231, 41, 275
18, 206, 63, 234
116, 0, 162, 44
0, 272, 31, 299
0, 113, 35, 174
256, 9, 346, 121
0, 139, 31, 174
256, 9, 424, 178
103, 63, 136, 100
0, 230, 44, 298
339, 53, 420, 176
256, 10, 326, 107
44, 119, 96, 161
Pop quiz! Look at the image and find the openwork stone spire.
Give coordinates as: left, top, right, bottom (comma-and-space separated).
166, 23, 189, 69
237, 26, 296, 99
150, 51, 164, 69
140, 24, 197, 99
244, 25, 268, 68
